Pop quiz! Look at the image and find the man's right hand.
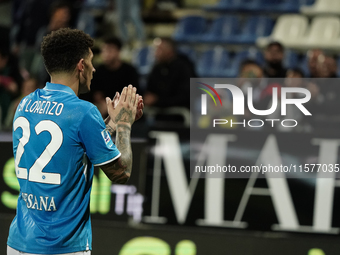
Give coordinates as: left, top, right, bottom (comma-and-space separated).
106, 85, 139, 127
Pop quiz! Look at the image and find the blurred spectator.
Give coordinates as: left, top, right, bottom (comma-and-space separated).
36, 1, 72, 41
306, 53, 340, 118
11, 0, 80, 76
32, 1, 73, 83
279, 69, 307, 130
286, 68, 304, 79
11, 0, 52, 53
85, 36, 140, 117
238, 59, 266, 101
115, 0, 145, 45
11, 0, 54, 78
4, 77, 38, 130
263, 41, 287, 78
239, 59, 264, 79
0, 46, 23, 126
284, 68, 304, 88
316, 55, 337, 78
307, 49, 323, 78
143, 37, 193, 109
238, 60, 282, 122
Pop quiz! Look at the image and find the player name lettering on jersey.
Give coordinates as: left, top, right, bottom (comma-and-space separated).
19, 99, 64, 116
21, 192, 57, 212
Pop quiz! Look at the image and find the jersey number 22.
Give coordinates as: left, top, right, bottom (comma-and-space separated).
13, 117, 63, 185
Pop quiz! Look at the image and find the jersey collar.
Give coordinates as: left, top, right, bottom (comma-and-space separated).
44, 82, 77, 96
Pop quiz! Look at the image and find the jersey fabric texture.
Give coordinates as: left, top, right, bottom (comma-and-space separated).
7, 82, 121, 254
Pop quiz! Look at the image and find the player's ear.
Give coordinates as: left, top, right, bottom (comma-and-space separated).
76, 59, 85, 73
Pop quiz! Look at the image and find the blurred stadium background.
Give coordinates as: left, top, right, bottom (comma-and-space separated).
1, 0, 340, 254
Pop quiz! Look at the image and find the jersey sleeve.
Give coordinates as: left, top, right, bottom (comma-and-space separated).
78, 106, 121, 166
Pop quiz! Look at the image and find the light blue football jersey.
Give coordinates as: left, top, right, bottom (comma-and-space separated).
7, 82, 121, 254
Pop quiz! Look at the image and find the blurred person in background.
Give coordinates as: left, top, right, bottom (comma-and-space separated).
238, 59, 265, 122
115, 0, 145, 46
143, 37, 193, 109
238, 59, 282, 126
238, 59, 281, 110
296, 52, 340, 129
263, 41, 287, 78
271, 68, 307, 131
3, 77, 38, 130
307, 49, 323, 78
310, 54, 340, 118
0, 46, 23, 127
11, 0, 52, 55
11, 0, 80, 79
284, 68, 304, 87
35, 1, 72, 44
32, 1, 73, 84
316, 55, 337, 78
272, 76, 319, 132
84, 36, 140, 118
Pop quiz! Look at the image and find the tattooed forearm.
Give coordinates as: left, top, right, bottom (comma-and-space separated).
114, 108, 134, 125
101, 123, 132, 184
115, 123, 132, 173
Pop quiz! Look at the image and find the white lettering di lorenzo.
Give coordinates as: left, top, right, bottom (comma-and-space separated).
20, 100, 64, 116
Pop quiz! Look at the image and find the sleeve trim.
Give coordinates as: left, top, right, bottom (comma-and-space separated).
93, 152, 121, 166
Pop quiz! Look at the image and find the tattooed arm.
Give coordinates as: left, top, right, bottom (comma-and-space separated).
100, 123, 132, 184
100, 85, 139, 184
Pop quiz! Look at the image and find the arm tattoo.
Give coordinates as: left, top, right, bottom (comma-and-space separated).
115, 123, 132, 173
102, 123, 132, 184
114, 108, 134, 125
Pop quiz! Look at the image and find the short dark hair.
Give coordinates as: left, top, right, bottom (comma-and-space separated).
239, 59, 262, 70
288, 68, 305, 78
266, 41, 284, 52
41, 28, 94, 74
103, 36, 122, 50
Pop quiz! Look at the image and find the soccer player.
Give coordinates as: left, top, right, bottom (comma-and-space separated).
7, 28, 143, 255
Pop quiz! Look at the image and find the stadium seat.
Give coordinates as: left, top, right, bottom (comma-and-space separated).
132, 46, 155, 76
232, 16, 274, 44
273, 0, 315, 13
173, 16, 207, 43
224, 48, 264, 77
292, 16, 340, 50
196, 47, 230, 77
200, 16, 241, 43
256, 14, 308, 48
204, 0, 247, 12
242, 0, 283, 12
301, 0, 340, 16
